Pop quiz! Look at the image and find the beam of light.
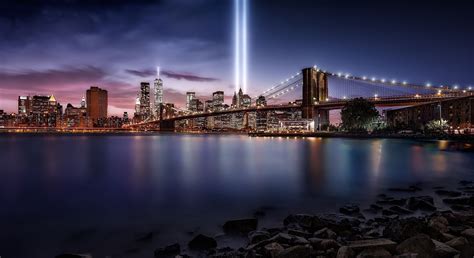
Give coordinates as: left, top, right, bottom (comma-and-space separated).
242, 0, 248, 94
234, 0, 240, 93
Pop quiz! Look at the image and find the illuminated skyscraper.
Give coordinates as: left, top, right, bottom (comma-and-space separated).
154, 67, 164, 117
186, 92, 195, 110
139, 82, 151, 119
18, 96, 31, 115
86, 86, 108, 121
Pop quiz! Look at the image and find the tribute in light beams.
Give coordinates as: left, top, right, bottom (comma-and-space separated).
234, 0, 248, 93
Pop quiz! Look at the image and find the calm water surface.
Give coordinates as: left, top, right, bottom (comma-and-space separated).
0, 134, 473, 257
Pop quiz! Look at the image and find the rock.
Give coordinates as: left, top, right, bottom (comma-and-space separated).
154, 243, 181, 258
371, 204, 384, 210
56, 255, 92, 258
450, 204, 472, 211
276, 245, 312, 258
407, 196, 436, 211
283, 214, 320, 230
223, 218, 258, 234
445, 237, 469, 250
347, 238, 397, 251
272, 233, 309, 245
336, 246, 355, 258
248, 230, 270, 244
459, 245, 474, 258
340, 204, 364, 218
356, 247, 392, 258
264, 242, 284, 257
432, 239, 459, 258
309, 238, 341, 250
188, 234, 217, 250
443, 196, 474, 206
287, 229, 312, 238
388, 206, 414, 215
396, 234, 435, 258
428, 216, 449, 233
314, 227, 337, 239
461, 228, 474, 241
435, 190, 462, 197
383, 218, 428, 242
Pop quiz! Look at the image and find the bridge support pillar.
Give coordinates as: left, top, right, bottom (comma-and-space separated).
159, 120, 175, 131
314, 109, 329, 131
302, 67, 328, 119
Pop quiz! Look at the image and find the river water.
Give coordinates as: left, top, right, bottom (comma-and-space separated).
0, 134, 473, 257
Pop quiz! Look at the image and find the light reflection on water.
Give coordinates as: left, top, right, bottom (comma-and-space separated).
0, 135, 473, 258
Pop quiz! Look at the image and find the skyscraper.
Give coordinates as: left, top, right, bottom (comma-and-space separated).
154, 67, 164, 116
139, 82, 151, 119
86, 86, 108, 121
186, 92, 195, 110
18, 96, 31, 115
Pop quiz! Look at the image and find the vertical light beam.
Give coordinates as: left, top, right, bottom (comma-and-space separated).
234, 0, 241, 93
242, 0, 248, 94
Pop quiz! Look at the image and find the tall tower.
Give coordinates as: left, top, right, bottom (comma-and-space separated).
139, 82, 151, 119
154, 66, 164, 117
81, 95, 86, 108
86, 86, 108, 121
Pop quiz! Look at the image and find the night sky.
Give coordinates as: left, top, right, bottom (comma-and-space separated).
0, 0, 473, 115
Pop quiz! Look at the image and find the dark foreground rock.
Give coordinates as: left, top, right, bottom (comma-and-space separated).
174, 183, 474, 258
154, 243, 180, 257
188, 234, 217, 250
55, 254, 92, 258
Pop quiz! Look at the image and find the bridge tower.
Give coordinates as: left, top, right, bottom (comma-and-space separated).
159, 103, 175, 131
302, 67, 329, 129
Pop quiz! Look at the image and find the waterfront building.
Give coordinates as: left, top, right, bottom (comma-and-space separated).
212, 91, 225, 111
256, 111, 268, 132
30, 95, 61, 127
139, 82, 152, 119
18, 96, 31, 115
205, 100, 214, 112
186, 92, 195, 110
64, 103, 88, 127
154, 67, 164, 117
189, 98, 204, 112
86, 86, 108, 122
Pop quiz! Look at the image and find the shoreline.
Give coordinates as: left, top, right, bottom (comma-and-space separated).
149, 182, 474, 258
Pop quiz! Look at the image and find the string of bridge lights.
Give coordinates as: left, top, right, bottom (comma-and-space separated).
261, 65, 473, 99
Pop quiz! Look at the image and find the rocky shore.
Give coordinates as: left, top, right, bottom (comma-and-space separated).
57, 181, 474, 258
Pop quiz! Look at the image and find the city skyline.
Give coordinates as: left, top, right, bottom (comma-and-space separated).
1, 0, 474, 115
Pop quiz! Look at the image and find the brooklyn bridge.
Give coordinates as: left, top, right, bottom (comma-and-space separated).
128, 66, 473, 131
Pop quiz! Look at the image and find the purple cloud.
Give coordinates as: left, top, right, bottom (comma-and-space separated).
125, 68, 219, 82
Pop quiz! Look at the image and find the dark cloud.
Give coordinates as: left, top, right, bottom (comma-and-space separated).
161, 71, 219, 82
125, 69, 156, 78
0, 66, 106, 91
125, 68, 219, 82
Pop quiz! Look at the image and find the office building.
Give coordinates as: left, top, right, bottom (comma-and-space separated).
186, 92, 195, 110
154, 67, 164, 116
139, 82, 151, 119
86, 86, 108, 121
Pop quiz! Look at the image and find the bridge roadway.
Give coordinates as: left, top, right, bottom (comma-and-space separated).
134, 94, 465, 127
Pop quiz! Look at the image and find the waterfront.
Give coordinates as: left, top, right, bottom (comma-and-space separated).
0, 134, 473, 257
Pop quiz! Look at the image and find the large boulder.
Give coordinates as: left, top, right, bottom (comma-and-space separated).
276, 245, 312, 258
248, 230, 271, 244
356, 247, 392, 258
264, 242, 284, 257
432, 239, 459, 258
336, 246, 355, 258
428, 216, 449, 234
154, 243, 181, 258
314, 227, 337, 239
445, 236, 469, 250
223, 218, 258, 234
461, 228, 474, 242
395, 234, 435, 258
188, 234, 217, 250
340, 204, 364, 218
